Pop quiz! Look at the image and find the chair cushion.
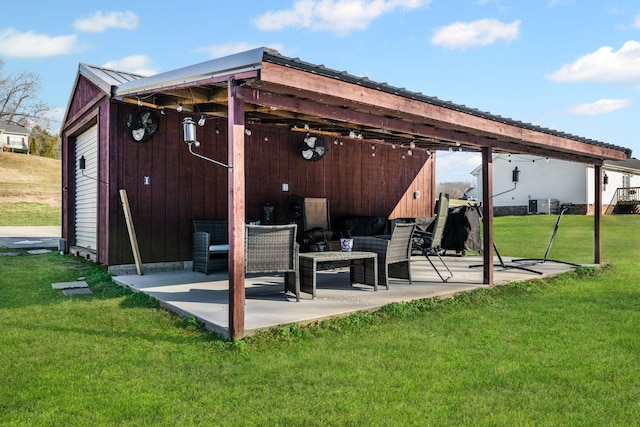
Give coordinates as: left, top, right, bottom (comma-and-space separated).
332, 215, 387, 237
209, 244, 229, 253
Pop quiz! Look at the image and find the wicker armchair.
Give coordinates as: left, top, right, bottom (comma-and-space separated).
245, 224, 300, 301
192, 220, 228, 274
352, 222, 416, 288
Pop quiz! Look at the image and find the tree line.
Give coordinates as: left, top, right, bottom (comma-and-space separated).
0, 58, 60, 159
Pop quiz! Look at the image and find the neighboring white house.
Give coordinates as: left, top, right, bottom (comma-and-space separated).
471, 154, 640, 215
0, 120, 30, 153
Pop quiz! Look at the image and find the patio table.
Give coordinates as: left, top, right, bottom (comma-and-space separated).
297, 251, 378, 298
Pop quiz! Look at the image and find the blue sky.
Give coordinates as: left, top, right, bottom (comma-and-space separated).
2, 0, 640, 183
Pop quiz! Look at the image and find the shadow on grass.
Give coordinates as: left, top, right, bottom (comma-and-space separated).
0, 252, 229, 343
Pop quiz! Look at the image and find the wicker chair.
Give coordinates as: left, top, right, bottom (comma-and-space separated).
245, 224, 300, 301
352, 222, 416, 288
193, 220, 228, 274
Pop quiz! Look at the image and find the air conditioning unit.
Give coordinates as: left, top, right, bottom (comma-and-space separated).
529, 199, 559, 214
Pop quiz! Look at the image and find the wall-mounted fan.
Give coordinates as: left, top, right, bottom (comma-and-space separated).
283, 194, 304, 223
299, 135, 327, 161
128, 108, 159, 143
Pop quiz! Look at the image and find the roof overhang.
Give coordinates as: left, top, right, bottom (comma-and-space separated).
111, 47, 631, 164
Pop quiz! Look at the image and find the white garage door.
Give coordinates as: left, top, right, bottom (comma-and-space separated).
74, 125, 98, 250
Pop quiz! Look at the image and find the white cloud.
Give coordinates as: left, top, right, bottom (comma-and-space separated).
253, 0, 429, 36
102, 55, 156, 76
431, 19, 520, 49
73, 11, 138, 33
194, 42, 286, 58
567, 98, 632, 115
436, 151, 480, 183
546, 41, 640, 87
0, 28, 82, 58
548, 0, 575, 7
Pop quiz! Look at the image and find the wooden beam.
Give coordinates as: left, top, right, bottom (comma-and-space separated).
236, 86, 613, 163
228, 79, 246, 341
594, 164, 602, 265
119, 189, 144, 275
482, 147, 494, 285
258, 62, 628, 161
114, 70, 259, 100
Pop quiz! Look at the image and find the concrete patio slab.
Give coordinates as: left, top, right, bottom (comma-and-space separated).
113, 255, 579, 339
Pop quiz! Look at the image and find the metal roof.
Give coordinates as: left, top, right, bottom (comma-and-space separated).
79, 47, 631, 160
260, 49, 631, 158
79, 63, 144, 95
114, 48, 265, 97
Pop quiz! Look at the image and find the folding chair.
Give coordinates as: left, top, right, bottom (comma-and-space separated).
412, 192, 453, 282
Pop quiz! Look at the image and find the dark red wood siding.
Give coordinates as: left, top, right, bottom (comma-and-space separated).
65, 96, 435, 267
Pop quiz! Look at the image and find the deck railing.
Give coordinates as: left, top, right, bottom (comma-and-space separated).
616, 187, 640, 205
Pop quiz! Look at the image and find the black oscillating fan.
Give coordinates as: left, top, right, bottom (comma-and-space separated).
299, 135, 327, 161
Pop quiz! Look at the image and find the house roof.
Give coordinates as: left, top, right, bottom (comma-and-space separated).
604, 158, 640, 173
81, 47, 631, 164
0, 120, 30, 135
469, 154, 640, 177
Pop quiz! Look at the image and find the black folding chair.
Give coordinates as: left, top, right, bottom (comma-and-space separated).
412, 192, 453, 282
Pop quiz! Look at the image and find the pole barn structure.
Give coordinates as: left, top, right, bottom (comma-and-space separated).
61, 47, 631, 340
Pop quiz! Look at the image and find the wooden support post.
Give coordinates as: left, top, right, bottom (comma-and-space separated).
119, 189, 143, 275
227, 79, 246, 341
481, 147, 494, 285
594, 164, 602, 265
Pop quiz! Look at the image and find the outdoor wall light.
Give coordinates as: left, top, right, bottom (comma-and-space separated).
182, 117, 231, 169
512, 166, 520, 183
603, 172, 609, 191
77, 155, 103, 182
177, 103, 183, 113
183, 117, 199, 147
198, 115, 206, 126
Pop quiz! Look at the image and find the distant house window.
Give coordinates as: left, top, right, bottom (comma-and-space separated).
623, 174, 631, 188
7, 135, 26, 149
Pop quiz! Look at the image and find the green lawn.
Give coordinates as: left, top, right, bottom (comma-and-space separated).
1, 215, 639, 426
0, 202, 60, 226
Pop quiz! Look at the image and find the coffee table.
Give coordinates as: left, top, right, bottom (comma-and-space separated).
298, 251, 378, 299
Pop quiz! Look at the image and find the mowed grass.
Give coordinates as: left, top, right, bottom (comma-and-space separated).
0, 151, 61, 225
1, 214, 639, 425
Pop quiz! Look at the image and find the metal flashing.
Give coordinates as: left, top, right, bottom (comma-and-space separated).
114, 47, 266, 97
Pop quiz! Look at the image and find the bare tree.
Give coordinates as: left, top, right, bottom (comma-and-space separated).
0, 59, 50, 127
436, 181, 474, 199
